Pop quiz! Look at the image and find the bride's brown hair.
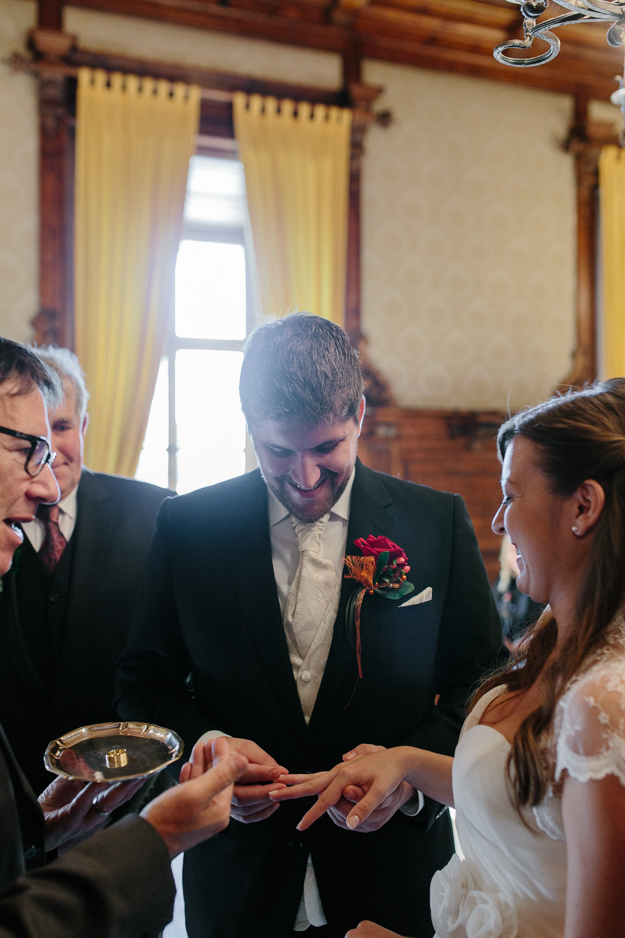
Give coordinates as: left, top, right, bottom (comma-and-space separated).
473, 377, 625, 810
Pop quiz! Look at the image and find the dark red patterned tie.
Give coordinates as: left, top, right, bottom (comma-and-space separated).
39, 504, 67, 573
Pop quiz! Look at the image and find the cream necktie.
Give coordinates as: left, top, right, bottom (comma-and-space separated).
284, 514, 340, 660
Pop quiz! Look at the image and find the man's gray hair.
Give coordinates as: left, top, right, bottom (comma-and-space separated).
0, 337, 63, 407
239, 313, 364, 428
34, 346, 90, 419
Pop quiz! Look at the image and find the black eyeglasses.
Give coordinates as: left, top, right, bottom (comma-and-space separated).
0, 426, 56, 477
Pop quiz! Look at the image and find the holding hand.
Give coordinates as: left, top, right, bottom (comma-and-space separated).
202, 737, 287, 823
142, 736, 247, 857
333, 744, 414, 832
271, 745, 415, 832
40, 774, 147, 852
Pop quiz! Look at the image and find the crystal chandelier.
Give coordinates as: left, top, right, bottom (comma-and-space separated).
494, 2, 625, 129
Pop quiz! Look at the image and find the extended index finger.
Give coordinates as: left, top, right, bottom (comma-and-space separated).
294, 776, 350, 830
297, 769, 397, 831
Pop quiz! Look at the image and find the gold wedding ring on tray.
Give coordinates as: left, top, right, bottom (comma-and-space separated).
44, 722, 184, 782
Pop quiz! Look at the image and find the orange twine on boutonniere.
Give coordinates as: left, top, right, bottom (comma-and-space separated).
343, 536, 414, 705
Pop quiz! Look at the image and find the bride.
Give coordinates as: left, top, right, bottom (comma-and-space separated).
270, 380, 625, 938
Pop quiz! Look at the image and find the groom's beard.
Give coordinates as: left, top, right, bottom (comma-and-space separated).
265, 468, 350, 523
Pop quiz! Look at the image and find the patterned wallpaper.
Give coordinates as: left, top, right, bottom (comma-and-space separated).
0, 2, 579, 410
0, 0, 38, 343
361, 61, 577, 412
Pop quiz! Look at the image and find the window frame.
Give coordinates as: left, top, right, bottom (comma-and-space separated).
159, 165, 256, 491
33, 51, 378, 353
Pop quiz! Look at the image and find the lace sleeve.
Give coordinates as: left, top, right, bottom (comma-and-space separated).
555, 661, 625, 787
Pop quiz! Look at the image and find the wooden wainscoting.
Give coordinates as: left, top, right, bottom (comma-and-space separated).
359, 407, 507, 582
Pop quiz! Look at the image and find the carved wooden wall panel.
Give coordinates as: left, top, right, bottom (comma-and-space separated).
33, 73, 75, 347
360, 406, 505, 581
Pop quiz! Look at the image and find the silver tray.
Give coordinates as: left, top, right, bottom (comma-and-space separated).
45, 721, 184, 782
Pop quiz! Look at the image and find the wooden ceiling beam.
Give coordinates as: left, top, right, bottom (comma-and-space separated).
39, 0, 64, 28
352, 8, 509, 47
350, 0, 520, 29
60, 0, 625, 101
67, 0, 353, 53
358, 33, 622, 99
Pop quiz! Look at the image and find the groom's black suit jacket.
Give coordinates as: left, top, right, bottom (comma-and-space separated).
0, 469, 172, 794
115, 459, 502, 938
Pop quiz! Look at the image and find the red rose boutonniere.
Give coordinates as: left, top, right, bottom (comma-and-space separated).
343, 535, 415, 684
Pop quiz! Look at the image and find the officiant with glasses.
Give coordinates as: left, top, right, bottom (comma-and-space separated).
0, 335, 247, 938
0, 345, 173, 796
115, 311, 503, 938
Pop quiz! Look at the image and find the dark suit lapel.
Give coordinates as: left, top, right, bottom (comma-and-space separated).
0, 561, 49, 698
229, 471, 307, 738
63, 471, 113, 652
309, 460, 399, 728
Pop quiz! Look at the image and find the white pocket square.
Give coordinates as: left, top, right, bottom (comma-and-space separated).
400, 586, 432, 607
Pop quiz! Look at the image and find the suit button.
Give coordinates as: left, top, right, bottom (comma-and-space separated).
24, 846, 40, 860
300, 670, 312, 683
49, 592, 59, 603
288, 836, 303, 851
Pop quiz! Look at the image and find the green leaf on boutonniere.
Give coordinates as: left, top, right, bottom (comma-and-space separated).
375, 551, 390, 574
383, 580, 414, 601
345, 588, 360, 644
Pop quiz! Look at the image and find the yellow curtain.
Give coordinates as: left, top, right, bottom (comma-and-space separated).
233, 92, 352, 325
74, 68, 200, 476
599, 145, 625, 378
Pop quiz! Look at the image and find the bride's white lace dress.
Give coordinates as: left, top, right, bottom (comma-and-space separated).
430, 622, 625, 938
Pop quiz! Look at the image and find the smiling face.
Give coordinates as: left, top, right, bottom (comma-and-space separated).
250, 399, 365, 522
492, 435, 575, 607
0, 381, 60, 575
49, 379, 88, 500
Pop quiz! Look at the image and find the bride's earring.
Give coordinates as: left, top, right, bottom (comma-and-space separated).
572, 525, 579, 534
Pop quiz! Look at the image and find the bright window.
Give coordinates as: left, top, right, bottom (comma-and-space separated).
135, 155, 255, 494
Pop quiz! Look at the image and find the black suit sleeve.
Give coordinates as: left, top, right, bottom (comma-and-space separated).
397, 495, 503, 828
0, 816, 174, 938
402, 495, 503, 752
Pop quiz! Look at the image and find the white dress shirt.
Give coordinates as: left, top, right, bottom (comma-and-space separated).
197, 472, 354, 930
269, 471, 355, 931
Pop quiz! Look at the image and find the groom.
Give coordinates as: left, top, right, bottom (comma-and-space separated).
115, 312, 502, 938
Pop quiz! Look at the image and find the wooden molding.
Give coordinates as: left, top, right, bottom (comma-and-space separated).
59, 0, 625, 102
558, 105, 620, 390
29, 26, 77, 59
34, 70, 75, 347
358, 336, 395, 407
345, 79, 382, 346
